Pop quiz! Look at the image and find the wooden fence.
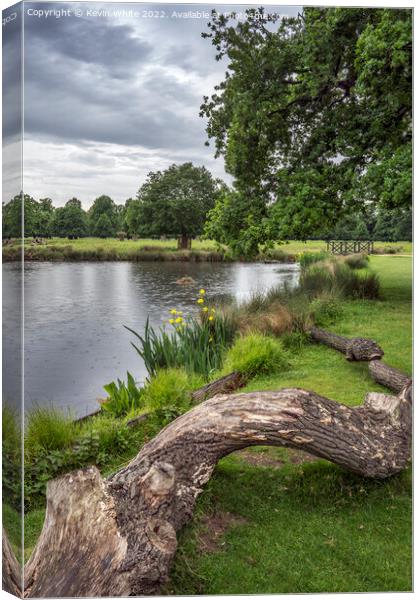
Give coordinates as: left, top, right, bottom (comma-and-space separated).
326, 240, 374, 255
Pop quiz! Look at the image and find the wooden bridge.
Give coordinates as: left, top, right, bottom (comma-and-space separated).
326, 240, 374, 255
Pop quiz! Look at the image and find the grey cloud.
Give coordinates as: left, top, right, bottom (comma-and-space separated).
25, 3, 153, 79
3, 2, 300, 205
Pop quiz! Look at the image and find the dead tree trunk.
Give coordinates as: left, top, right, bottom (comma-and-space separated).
191, 371, 246, 403
310, 326, 384, 361
11, 381, 410, 598
368, 360, 412, 393
2, 528, 21, 597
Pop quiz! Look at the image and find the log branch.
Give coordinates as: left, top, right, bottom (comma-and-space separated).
368, 359, 412, 393
191, 371, 246, 403
310, 326, 384, 361
22, 382, 411, 597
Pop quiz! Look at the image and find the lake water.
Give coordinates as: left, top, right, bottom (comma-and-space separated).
3, 261, 300, 417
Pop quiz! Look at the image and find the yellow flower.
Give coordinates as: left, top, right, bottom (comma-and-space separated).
211, 308, 216, 313
202, 306, 209, 313
169, 309, 177, 315
175, 316, 183, 323
199, 288, 206, 295
208, 315, 214, 321
169, 318, 175, 324
197, 298, 204, 304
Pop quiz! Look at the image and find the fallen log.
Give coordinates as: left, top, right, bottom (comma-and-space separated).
14, 381, 411, 597
191, 371, 246, 403
310, 326, 384, 361
369, 359, 412, 393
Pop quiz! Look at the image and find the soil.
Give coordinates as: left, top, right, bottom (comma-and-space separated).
197, 512, 248, 553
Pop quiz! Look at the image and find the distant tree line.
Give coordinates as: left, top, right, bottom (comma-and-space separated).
2, 163, 225, 248
2, 188, 411, 244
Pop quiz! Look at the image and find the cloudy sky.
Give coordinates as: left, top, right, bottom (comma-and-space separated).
3, 1, 300, 208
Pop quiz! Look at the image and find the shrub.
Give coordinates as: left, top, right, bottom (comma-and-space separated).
78, 413, 133, 456
102, 371, 144, 417
25, 406, 76, 455
334, 263, 380, 299
222, 333, 289, 378
299, 264, 335, 298
300, 261, 380, 300
344, 254, 369, 269
142, 368, 201, 424
3, 406, 21, 509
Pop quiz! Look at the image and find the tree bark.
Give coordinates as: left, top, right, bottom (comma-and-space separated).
2, 528, 22, 597
310, 326, 384, 361
177, 235, 191, 250
191, 371, 246, 403
20, 382, 411, 598
368, 359, 412, 393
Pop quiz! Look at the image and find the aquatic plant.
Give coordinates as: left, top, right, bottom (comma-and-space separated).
102, 371, 144, 417
126, 292, 236, 380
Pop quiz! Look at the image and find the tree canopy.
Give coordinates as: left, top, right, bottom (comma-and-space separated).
136, 163, 223, 247
201, 7, 412, 255
50, 198, 88, 239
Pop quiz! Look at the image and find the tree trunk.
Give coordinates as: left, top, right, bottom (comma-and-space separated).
310, 326, 384, 361
368, 359, 412, 393
16, 381, 411, 598
177, 235, 191, 250
2, 528, 21, 597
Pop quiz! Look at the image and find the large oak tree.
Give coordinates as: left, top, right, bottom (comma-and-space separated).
201, 7, 412, 255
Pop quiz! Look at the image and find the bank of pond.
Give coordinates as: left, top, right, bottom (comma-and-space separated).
2, 253, 412, 593
2, 237, 412, 262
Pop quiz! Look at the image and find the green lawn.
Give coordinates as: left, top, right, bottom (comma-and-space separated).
169, 255, 412, 594
279, 240, 412, 255
4, 255, 412, 591
29, 236, 220, 252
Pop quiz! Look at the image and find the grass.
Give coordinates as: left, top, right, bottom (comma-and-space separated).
169, 255, 412, 593
279, 240, 412, 256
25, 405, 76, 455
2, 237, 412, 262
221, 333, 290, 379
169, 460, 411, 594
5, 255, 412, 593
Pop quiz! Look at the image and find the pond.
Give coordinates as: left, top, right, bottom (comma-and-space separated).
3, 261, 300, 417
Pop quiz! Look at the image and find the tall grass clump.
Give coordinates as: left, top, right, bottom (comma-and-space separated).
221, 333, 289, 379
220, 288, 293, 337
344, 254, 369, 269
126, 311, 236, 380
25, 405, 76, 455
142, 367, 202, 424
300, 261, 380, 300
